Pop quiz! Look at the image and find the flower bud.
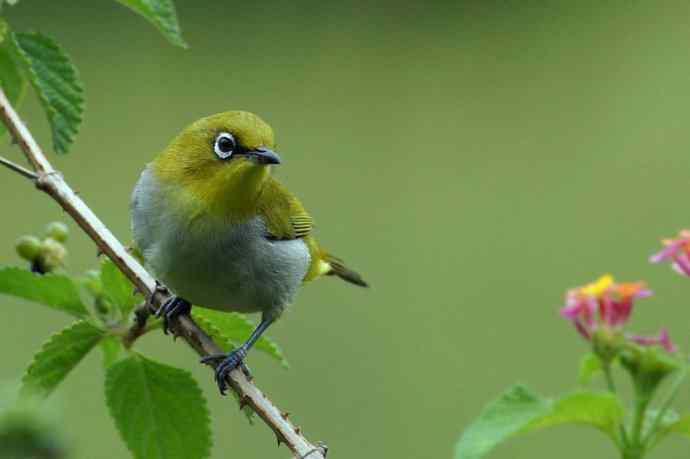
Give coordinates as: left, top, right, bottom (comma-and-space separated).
15, 235, 41, 261
45, 222, 69, 243
620, 343, 680, 397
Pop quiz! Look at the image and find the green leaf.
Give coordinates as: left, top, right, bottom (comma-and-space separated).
100, 258, 140, 316
105, 353, 211, 459
190, 312, 255, 423
0, 267, 88, 317
455, 386, 551, 459
100, 335, 124, 368
578, 352, 603, 386
454, 386, 625, 459
21, 320, 104, 397
192, 308, 287, 367
665, 415, 690, 437
11, 32, 84, 154
0, 24, 27, 137
191, 312, 236, 353
115, 0, 187, 48
526, 391, 624, 437
643, 408, 680, 440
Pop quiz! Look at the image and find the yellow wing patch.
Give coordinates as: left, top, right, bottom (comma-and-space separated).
259, 177, 314, 240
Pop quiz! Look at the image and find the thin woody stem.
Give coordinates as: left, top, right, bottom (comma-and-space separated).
0, 155, 37, 179
0, 87, 326, 459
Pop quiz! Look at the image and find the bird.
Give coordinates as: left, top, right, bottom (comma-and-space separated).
130, 111, 367, 393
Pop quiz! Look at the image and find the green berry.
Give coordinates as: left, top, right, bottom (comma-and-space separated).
45, 222, 69, 242
39, 238, 67, 272
15, 235, 41, 261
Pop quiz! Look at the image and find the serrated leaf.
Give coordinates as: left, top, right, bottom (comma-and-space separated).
100, 258, 140, 316
191, 312, 236, 353
21, 320, 104, 397
454, 386, 625, 459
11, 32, 84, 154
0, 30, 27, 137
0, 267, 88, 317
192, 308, 287, 367
105, 353, 211, 459
115, 0, 187, 48
191, 312, 255, 423
578, 352, 602, 386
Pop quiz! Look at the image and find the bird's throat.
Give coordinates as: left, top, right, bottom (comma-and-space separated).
163, 162, 270, 222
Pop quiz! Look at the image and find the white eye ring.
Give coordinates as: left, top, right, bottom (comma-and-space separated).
214, 132, 236, 159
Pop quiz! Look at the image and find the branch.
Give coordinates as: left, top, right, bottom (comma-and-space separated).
0, 87, 326, 459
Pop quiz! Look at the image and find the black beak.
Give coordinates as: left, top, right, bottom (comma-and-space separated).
247, 147, 281, 165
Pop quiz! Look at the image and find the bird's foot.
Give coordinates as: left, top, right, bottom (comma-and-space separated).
200, 347, 250, 395
155, 295, 191, 335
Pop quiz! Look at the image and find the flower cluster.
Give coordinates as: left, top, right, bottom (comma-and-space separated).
650, 230, 690, 276
560, 274, 676, 352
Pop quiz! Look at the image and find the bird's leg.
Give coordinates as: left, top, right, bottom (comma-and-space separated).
201, 315, 274, 395
155, 295, 192, 335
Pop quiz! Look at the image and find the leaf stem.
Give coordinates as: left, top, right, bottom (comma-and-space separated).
603, 362, 618, 393
631, 393, 651, 447
603, 361, 630, 447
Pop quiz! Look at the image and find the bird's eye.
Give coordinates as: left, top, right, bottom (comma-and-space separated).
214, 132, 236, 159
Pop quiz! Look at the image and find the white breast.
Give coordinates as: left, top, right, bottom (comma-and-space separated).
131, 167, 310, 319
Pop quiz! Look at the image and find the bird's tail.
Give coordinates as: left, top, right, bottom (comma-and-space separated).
324, 254, 369, 288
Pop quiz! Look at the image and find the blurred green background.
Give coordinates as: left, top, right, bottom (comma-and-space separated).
2, 1, 690, 458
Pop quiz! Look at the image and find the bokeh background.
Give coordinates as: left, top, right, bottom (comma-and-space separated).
2, 1, 690, 458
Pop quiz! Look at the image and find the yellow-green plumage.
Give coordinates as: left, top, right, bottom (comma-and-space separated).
151, 111, 330, 282
132, 111, 366, 319
131, 110, 366, 391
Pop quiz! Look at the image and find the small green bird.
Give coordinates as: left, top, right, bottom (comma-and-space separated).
130, 111, 367, 393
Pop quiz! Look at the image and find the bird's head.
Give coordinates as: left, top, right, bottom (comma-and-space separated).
152, 111, 280, 216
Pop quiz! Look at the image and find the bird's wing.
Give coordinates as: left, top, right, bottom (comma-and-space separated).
258, 178, 313, 240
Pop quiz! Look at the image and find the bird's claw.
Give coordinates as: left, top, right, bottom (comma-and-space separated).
200, 348, 248, 395
155, 295, 191, 335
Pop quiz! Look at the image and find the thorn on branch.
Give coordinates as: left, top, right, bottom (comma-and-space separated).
238, 394, 249, 411
281, 411, 289, 420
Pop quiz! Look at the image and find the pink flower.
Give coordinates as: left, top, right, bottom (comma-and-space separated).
560, 275, 677, 352
628, 329, 678, 353
650, 230, 690, 276
560, 275, 651, 339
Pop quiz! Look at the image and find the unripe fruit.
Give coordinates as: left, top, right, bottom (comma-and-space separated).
15, 235, 41, 261
39, 238, 67, 272
45, 222, 69, 242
